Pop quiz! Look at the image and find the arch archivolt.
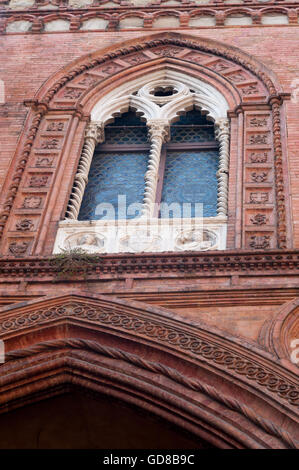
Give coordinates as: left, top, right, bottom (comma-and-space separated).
0, 33, 289, 256
0, 294, 298, 448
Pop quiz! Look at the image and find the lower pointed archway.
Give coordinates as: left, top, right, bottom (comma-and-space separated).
0, 389, 213, 449
0, 293, 298, 449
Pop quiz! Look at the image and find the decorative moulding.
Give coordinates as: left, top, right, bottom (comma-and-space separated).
0, 292, 298, 438
1, 250, 299, 280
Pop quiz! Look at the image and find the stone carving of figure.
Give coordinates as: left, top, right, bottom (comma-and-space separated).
65, 233, 105, 253
76, 233, 104, 252
176, 229, 217, 251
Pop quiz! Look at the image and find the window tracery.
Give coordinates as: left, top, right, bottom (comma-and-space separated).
56, 77, 229, 254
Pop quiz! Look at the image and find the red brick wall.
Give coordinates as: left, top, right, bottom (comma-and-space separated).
1, 26, 298, 245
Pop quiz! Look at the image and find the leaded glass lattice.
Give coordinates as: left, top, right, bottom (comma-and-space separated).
171, 110, 215, 143
104, 127, 148, 145
78, 151, 148, 220
160, 150, 219, 218
104, 111, 148, 145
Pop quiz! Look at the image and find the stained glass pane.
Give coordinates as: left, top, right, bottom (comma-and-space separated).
170, 127, 215, 143
173, 110, 210, 125
78, 151, 148, 220
104, 127, 148, 145
171, 110, 215, 143
160, 150, 219, 218
104, 111, 148, 145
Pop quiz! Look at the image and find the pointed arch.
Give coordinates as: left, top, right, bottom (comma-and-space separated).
0, 32, 290, 256
0, 293, 298, 448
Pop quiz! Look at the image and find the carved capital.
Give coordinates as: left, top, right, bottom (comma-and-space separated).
214, 118, 230, 140
147, 119, 170, 143
85, 121, 105, 144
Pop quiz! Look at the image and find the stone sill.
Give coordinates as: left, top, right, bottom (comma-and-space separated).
55, 216, 228, 253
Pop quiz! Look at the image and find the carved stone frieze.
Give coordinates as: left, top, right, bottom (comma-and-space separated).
15, 218, 34, 231
249, 134, 268, 145
46, 122, 64, 132
249, 152, 268, 163
249, 192, 269, 204
8, 241, 30, 255
251, 172, 268, 183
55, 219, 227, 254
241, 85, 260, 96
40, 138, 60, 149
35, 156, 53, 167
21, 196, 42, 209
175, 229, 217, 251
250, 214, 267, 226
29, 175, 49, 188
249, 235, 271, 250
249, 117, 268, 128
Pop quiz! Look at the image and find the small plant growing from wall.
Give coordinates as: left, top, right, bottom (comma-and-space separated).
50, 247, 99, 280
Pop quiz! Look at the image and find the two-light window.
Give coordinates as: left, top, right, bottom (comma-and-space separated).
79, 109, 219, 221
55, 78, 229, 253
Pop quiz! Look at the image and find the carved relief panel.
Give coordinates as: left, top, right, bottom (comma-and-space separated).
4, 114, 72, 255
243, 110, 275, 249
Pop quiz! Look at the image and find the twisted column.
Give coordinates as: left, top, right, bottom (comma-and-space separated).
215, 118, 230, 217
142, 119, 170, 218
65, 121, 104, 220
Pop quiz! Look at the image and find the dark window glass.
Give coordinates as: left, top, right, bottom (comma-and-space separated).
78, 112, 149, 220
160, 110, 218, 218
78, 109, 219, 221
160, 150, 219, 218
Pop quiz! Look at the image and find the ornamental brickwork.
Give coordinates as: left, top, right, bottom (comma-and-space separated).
0, 0, 298, 448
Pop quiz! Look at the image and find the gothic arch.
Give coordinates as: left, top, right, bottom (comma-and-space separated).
0, 293, 298, 448
0, 32, 291, 256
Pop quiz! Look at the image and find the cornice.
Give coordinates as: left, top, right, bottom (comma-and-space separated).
1, 3, 298, 33
0, 249, 299, 280
1, 2, 298, 12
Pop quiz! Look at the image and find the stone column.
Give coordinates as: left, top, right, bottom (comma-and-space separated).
215, 118, 230, 217
65, 121, 104, 220
142, 119, 170, 218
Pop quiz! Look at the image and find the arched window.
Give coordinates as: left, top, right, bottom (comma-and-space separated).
78, 109, 219, 222
57, 77, 229, 253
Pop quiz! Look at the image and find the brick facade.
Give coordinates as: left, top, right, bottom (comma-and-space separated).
0, 0, 298, 448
